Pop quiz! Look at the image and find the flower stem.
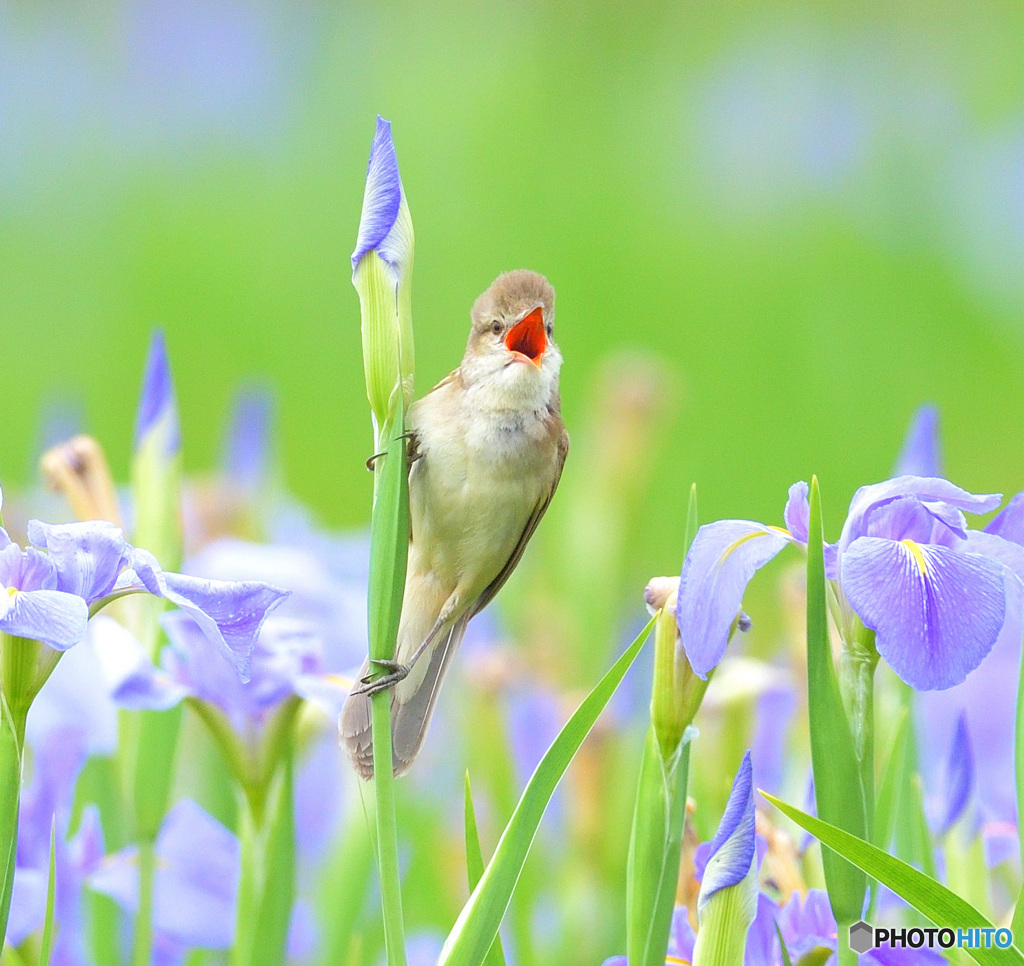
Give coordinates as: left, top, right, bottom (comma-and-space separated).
836, 924, 857, 966
372, 692, 407, 966
839, 631, 879, 840
131, 839, 157, 966
0, 692, 25, 947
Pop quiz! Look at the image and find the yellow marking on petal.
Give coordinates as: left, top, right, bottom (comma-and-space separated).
6, 587, 17, 598
666, 957, 691, 965
900, 539, 929, 577
719, 527, 789, 566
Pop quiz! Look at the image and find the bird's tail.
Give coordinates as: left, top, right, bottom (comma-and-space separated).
339, 614, 470, 780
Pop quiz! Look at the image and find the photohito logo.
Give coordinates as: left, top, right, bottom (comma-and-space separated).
849, 920, 1013, 954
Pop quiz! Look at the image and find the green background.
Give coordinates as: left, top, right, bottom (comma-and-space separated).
3, 0, 1024, 577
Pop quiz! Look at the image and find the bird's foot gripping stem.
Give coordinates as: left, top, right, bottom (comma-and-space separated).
353, 659, 410, 696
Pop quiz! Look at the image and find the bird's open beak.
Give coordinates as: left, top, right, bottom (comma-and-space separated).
504, 307, 546, 367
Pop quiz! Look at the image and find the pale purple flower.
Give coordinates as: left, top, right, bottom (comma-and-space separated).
8, 728, 103, 964
20, 518, 288, 681
677, 476, 1021, 691
89, 799, 238, 950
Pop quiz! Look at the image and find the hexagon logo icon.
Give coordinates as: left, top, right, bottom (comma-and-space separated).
849, 920, 874, 954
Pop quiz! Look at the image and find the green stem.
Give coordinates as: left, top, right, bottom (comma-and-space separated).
836, 925, 856, 966
0, 698, 25, 947
372, 691, 407, 966
839, 634, 878, 839
131, 839, 157, 966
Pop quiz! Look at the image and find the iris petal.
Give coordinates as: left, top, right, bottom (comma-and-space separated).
986, 491, 1024, 545
26, 520, 130, 602
893, 405, 941, 478
0, 590, 89, 650
350, 116, 403, 270
698, 751, 755, 912
783, 481, 810, 544
840, 477, 1001, 553
842, 537, 1005, 690
677, 521, 789, 678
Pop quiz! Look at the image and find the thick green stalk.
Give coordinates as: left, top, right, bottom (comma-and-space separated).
839, 634, 878, 840
365, 408, 410, 966
0, 692, 25, 946
691, 873, 755, 966
131, 840, 157, 966
372, 693, 406, 966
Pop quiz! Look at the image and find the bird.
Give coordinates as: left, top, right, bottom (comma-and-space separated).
340, 269, 568, 779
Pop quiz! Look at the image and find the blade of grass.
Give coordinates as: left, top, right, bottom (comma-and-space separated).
762, 791, 1024, 966
438, 616, 654, 966
463, 775, 507, 966
804, 478, 867, 928
38, 818, 57, 966
774, 921, 793, 966
626, 728, 691, 966
252, 744, 296, 966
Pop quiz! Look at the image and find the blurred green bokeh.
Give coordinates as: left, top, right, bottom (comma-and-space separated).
3, 0, 1024, 582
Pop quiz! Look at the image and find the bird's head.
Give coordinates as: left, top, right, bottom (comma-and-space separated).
462, 270, 562, 409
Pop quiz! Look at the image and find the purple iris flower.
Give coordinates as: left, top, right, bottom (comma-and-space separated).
14, 518, 288, 682
96, 608, 348, 730
89, 798, 238, 953
8, 727, 103, 964
677, 476, 1021, 691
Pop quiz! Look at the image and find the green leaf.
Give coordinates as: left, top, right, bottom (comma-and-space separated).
762, 791, 1024, 966
872, 710, 908, 854
252, 745, 296, 966
134, 705, 183, 839
0, 690, 23, 946
438, 616, 655, 966
626, 727, 691, 966
804, 478, 867, 926
38, 818, 57, 966
1011, 880, 1024, 947
685, 483, 698, 553
774, 921, 793, 966
463, 775, 507, 966
867, 709, 909, 920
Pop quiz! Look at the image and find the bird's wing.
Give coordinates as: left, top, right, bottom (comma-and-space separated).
470, 419, 569, 618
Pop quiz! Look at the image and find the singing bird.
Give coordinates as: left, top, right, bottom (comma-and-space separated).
340, 269, 568, 779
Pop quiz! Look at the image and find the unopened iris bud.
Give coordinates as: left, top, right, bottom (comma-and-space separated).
692, 752, 758, 966
644, 576, 707, 760
133, 330, 183, 572
351, 115, 415, 436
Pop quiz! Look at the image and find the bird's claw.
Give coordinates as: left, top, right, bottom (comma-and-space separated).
353, 659, 410, 696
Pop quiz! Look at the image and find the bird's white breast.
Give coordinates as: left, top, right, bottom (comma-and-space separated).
407, 379, 555, 600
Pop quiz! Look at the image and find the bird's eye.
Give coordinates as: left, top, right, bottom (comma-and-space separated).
491, 320, 502, 335
545, 323, 553, 336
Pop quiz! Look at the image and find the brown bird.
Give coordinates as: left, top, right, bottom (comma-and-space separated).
340, 269, 568, 779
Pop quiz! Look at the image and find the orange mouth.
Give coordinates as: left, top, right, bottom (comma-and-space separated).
504, 307, 546, 367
